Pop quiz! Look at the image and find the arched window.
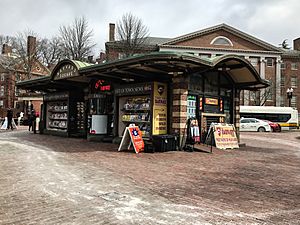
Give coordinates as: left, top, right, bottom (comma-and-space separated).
210, 36, 233, 46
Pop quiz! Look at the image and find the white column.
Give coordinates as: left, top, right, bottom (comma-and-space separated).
275, 58, 282, 106
260, 57, 266, 79
244, 56, 250, 105
259, 57, 266, 104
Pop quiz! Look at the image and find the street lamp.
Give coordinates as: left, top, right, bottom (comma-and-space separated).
286, 88, 294, 107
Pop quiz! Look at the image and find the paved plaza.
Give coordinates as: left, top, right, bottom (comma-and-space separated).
0, 128, 300, 224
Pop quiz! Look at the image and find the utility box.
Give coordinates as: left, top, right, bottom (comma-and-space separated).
152, 135, 177, 152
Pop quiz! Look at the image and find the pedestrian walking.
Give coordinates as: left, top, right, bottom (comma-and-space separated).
6, 108, 13, 130
17, 111, 24, 126
28, 110, 34, 131
28, 109, 37, 133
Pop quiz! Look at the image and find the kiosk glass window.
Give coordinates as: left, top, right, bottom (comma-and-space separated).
189, 74, 204, 93
89, 98, 107, 115
220, 74, 233, 97
204, 71, 219, 95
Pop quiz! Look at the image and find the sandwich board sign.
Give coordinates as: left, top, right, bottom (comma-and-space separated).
213, 123, 239, 149
118, 124, 144, 153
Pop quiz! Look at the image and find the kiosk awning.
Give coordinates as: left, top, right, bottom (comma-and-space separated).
17, 52, 269, 92
80, 52, 269, 90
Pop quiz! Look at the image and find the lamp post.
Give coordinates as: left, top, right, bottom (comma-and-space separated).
286, 88, 294, 107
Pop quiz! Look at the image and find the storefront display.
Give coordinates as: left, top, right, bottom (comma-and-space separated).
47, 101, 68, 131
76, 102, 85, 132
116, 82, 167, 139
119, 96, 151, 137
87, 79, 114, 136
43, 91, 86, 137
187, 95, 197, 118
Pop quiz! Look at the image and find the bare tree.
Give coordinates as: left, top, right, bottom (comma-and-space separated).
0, 35, 17, 52
116, 13, 149, 57
39, 37, 64, 66
59, 16, 95, 60
245, 80, 275, 106
12, 30, 42, 79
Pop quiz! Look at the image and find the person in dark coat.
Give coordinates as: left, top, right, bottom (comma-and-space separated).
6, 108, 13, 130
28, 110, 37, 133
32, 111, 37, 134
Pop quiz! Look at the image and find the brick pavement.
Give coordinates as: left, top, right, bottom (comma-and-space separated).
0, 128, 300, 224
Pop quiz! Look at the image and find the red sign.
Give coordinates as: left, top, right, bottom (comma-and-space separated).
118, 125, 144, 153
128, 126, 144, 153
95, 80, 111, 91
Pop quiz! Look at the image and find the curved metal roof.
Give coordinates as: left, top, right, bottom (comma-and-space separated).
17, 52, 269, 91
80, 52, 269, 90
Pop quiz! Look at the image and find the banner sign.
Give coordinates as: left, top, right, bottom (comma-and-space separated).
114, 83, 152, 95
152, 82, 167, 135
53, 64, 78, 80
44, 92, 69, 101
118, 124, 144, 153
213, 123, 239, 149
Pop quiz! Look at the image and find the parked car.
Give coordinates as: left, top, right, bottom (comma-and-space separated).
261, 120, 281, 132
240, 118, 271, 132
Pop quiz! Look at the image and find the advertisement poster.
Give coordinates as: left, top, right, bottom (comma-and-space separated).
118, 125, 144, 153
152, 82, 167, 135
213, 124, 239, 149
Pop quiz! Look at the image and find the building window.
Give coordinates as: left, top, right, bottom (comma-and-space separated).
15, 87, 19, 96
291, 96, 297, 108
0, 86, 4, 96
281, 76, 285, 87
291, 77, 297, 88
291, 63, 298, 70
15, 73, 21, 81
210, 36, 233, 46
118, 53, 126, 59
266, 58, 274, 67
280, 96, 285, 106
281, 62, 286, 69
250, 90, 259, 101
249, 57, 258, 66
266, 90, 273, 100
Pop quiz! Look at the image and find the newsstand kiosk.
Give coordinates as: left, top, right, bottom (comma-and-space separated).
115, 81, 177, 152
43, 91, 86, 137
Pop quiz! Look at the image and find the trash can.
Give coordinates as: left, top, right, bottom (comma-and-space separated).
152, 135, 177, 152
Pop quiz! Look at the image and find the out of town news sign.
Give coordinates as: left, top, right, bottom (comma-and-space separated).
53, 64, 78, 80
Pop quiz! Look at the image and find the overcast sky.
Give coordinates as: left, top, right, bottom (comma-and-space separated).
1, 0, 300, 55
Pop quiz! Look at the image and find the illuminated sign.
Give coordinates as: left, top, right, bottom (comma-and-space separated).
199, 97, 203, 111
94, 80, 111, 91
205, 98, 218, 105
